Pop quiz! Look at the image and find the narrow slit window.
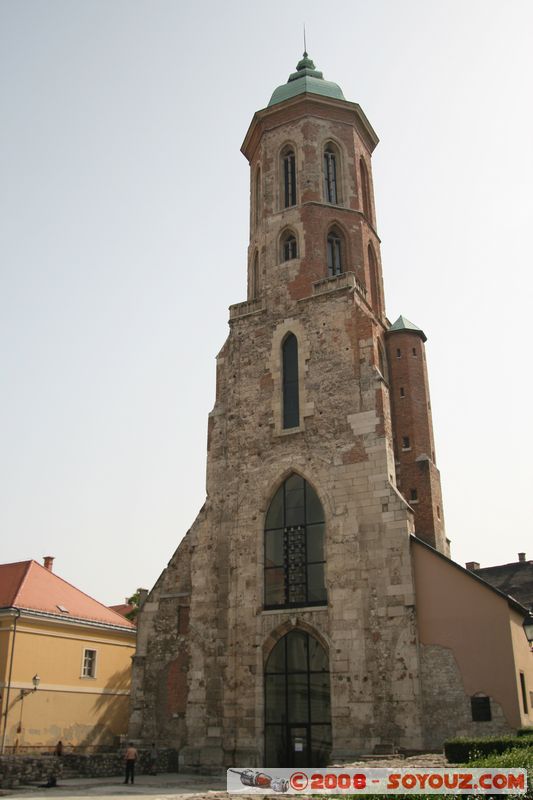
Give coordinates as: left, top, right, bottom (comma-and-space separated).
252, 252, 259, 298
255, 168, 261, 228
368, 243, 380, 313
402, 436, 410, 450
520, 673, 528, 714
282, 334, 299, 429
400, 387, 405, 398
283, 149, 297, 207
410, 488, 418, 502
324, 147, 338, 204
396, 348, 401, 358
360, 157, 372, 221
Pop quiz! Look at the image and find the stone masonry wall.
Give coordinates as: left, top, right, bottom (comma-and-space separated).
0, 750, 179, 788
419, 645, 512, 749
129, 93, 432, 768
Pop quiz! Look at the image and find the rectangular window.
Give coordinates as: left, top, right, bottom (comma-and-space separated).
412, 347, 417, 356
410, 488, 418, 502
402, 436, 410, 450
471, 695, 491, 721
520, 672, 528, 714
396, 348, 401, 358
400, 387, 405, 397
82, 648, 97, 678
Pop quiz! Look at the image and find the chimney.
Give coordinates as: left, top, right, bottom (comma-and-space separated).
518, 553, 526, 563
138, 588, 149, 608
43, 556, 54, 572
466, 561, 480, 571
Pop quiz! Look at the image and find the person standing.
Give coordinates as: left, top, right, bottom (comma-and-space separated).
124, 742, 138, 784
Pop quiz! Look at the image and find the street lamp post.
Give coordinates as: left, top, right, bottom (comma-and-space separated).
19, 674, 40, 699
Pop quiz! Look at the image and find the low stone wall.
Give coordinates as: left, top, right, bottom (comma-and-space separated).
0, 755, 56, 789
0, 750, 179, 788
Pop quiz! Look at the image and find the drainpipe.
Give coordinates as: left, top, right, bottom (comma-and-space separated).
1, 607, 21, 754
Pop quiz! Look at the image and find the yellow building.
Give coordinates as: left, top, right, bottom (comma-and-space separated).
0, 557, 136, 752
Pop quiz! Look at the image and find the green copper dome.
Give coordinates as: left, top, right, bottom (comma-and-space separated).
268, 52, 345, 107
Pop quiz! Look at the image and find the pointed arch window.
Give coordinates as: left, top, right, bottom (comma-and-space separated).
281, 230, 298, 262
368, 242, 380, 313
323, 146, 338, 204
282, 148, 297, 208
264, 474, 326, 609
265, 630, 331, 767
282, 333, 299, 429
360, 157, 372, 222
327, 228, 343, 276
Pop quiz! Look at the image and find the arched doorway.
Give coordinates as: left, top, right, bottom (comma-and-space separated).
264, 629, 331, 767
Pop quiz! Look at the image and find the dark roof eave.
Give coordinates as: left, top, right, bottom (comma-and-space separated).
241, 94, 379, 161
410, 535, 530, 616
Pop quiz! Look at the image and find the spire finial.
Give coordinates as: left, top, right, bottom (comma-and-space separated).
303, 24, 307, 57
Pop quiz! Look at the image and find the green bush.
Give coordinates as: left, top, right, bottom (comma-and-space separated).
444, 735, 533, 763
516, 727, 533, 737
468, 745, 533, 798
334, 746, 533, 800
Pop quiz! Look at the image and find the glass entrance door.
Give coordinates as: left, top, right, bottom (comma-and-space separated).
289, 725, 310, 768
264, 630, 331, 767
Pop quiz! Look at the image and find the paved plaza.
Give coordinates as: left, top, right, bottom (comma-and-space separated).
2, 755, 448, 800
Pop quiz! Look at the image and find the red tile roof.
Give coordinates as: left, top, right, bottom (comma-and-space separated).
108, 603, 136, 622
0, 560, 135, 629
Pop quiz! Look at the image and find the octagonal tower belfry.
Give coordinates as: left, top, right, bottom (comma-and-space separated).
129, 54, 450, 769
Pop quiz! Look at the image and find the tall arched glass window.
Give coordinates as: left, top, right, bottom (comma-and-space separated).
282, 148, 297, 208
264, 473, 326, 608
265, 629, 331, 768
323, 146, 338, 204
282, 333, 299, 429
360, 157, 372, 222
281, 230, 298, 262
327, 228, 343, 276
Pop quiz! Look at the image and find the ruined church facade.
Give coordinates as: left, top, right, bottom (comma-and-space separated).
129, 56, 533, 768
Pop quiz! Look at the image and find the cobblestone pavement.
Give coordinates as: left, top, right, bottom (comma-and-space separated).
3, 755, 448, 800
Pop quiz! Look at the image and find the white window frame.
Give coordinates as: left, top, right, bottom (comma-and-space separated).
81, 647, 97, 679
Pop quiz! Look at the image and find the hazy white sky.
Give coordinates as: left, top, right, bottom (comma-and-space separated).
1, 0, 532, 606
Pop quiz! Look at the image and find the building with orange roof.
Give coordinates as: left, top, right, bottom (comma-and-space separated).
0, 557, 136, 753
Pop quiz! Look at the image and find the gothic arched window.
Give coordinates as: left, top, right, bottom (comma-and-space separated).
360, 157, 372, 222
265, 629, 331, 767
264, 473, 326, 608
327, 228, 343, 276
368, 242, 380, 313
281, 230, 298, 262
323, 145, 339, 204
282, 333, 299, 429
282, 147, 297, 208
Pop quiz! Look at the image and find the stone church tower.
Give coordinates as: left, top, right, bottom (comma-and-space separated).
129, 54, 453, 768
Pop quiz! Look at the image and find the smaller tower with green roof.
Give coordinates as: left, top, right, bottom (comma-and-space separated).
386, 315, 448, 554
